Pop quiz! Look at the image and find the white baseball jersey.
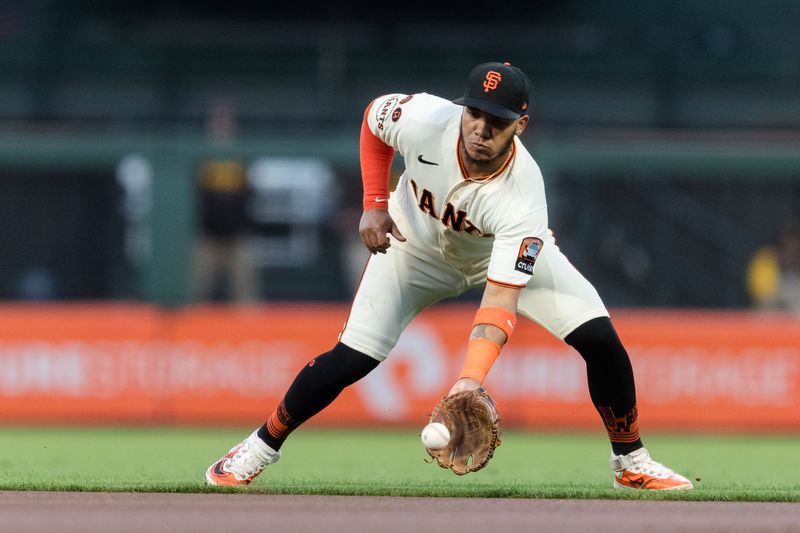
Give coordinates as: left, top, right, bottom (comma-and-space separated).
368, 92, 551, 287
340, 92, 608, 361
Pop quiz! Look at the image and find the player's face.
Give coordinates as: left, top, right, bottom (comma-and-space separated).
460, 107, 528, 170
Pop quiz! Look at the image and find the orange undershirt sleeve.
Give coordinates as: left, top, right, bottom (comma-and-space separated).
360, 101, 395, 211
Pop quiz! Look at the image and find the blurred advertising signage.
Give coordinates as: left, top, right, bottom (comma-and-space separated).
0, 305, 797, 430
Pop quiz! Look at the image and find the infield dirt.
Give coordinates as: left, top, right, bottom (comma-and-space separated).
2, 491, 799, 533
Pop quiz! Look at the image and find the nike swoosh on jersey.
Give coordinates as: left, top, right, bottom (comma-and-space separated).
417, 155, 439, 166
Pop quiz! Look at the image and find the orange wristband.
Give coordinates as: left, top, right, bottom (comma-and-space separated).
472, 307, 516, 340
459, 338, 501, 383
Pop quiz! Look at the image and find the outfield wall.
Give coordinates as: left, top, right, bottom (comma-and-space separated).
0, 304, 797, 432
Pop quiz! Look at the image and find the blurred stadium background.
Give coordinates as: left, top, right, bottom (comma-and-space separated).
0, 1, 798, 432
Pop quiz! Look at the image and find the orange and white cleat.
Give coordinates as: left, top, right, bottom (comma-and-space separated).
610, 447, 693, 490
205, 430, 281, 486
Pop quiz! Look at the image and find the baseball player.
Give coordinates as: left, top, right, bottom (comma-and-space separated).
206, 61, 693, 490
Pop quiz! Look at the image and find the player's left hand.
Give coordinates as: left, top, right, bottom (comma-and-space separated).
425, 387, 502, 475
447, 377, 481, 396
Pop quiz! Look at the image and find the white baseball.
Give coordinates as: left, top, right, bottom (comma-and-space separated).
421, 422, 450, 450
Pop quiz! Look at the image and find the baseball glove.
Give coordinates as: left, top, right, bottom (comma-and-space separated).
425, 388, 501, 475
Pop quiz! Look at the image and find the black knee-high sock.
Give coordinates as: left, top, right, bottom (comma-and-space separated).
565, 317, 643, 456
257, 342, 380, 451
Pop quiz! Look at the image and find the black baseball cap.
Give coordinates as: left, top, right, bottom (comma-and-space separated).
453, 61, 532, 120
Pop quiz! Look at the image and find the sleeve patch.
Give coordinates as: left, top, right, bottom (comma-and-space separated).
515, 237, 543, 274
374, 95, 400, 131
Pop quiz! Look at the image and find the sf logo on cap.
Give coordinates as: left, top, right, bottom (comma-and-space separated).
482, 71, 502, 93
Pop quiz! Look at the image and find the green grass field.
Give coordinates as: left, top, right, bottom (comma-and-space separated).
0, 427, 798, 502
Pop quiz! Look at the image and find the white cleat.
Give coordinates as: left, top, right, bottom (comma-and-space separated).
205, 430, 281, 486
610, 447, 693, 490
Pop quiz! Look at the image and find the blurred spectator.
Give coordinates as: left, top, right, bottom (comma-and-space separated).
188, 99, 260, 304
747, 216, 800, 312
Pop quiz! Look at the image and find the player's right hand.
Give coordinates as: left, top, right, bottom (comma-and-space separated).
359, 208, 406, 254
